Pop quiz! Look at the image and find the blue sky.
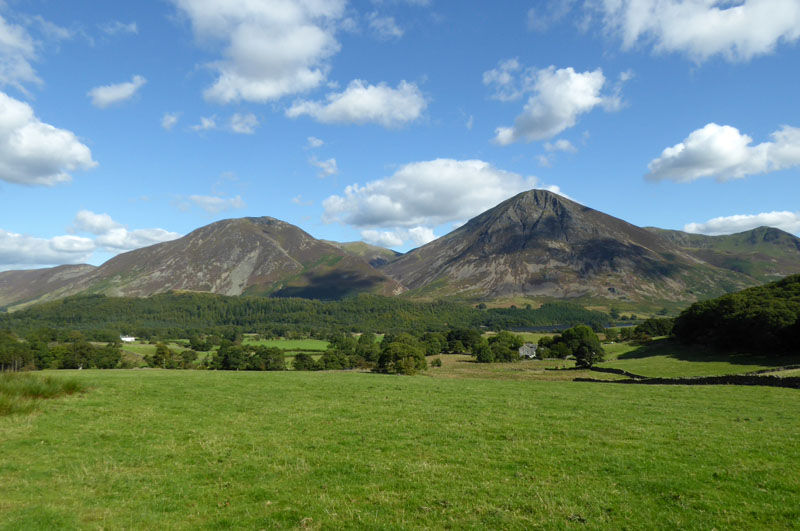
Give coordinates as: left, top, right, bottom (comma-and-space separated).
1, 0, 799, 270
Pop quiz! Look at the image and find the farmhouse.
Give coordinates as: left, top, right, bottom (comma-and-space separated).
519, 343, 537, 359
120, 336, 136, 343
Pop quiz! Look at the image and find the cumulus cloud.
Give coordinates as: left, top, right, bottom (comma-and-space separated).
188, 194, 245, 214
286, 79, 426, 128
88, 75, 146, 108
0, 14, 40, 91
646, 123, 800, 182
0, 91, 97, 186
323, 158, 561, 234
589, 0, 800, 62
309, 155, 338, 178
492, 66, 620, 145
306, 136, 324, 148
72, 209, 182, 251
0, 229, 94, 267
172, 0, 345, 103
229, 112, 258, 134
361, 226, 436, 248
684, 211, 800, 236
367, 12, 403, 39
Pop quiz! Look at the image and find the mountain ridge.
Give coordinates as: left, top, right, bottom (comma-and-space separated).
2, 190, 799, 310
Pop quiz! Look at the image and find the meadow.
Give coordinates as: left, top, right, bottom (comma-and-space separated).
1, 358, 798, 529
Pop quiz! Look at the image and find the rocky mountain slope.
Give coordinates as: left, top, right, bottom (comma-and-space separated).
0, 217, 402, 309
2, 191, 799, 310
381, 190, 800, 303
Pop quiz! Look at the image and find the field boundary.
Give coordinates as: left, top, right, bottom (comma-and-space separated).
574, 374, 800, 389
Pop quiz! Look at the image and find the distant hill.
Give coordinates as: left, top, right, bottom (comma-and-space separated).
1, 190, 799, 310
645, 226, 800, 283
322, 240, 401, 267
0, 264, 97, 309
0, 217, 402, 310
381, 190, 800, 303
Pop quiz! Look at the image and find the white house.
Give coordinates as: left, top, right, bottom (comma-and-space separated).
120, 336, 136, 343
519, 343, 537, 359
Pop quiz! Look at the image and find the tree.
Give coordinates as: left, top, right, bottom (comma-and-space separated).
292, 353, 317, 371
560, 326, 605, 368
375, 340, 426, 375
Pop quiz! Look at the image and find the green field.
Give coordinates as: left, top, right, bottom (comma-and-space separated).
598, 339, 788, 378
242, 338, 330, 351
1, 362, 799, 529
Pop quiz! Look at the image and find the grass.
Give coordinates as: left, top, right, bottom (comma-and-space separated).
598, 339, 794, 378
1, 367, 798, 529
0, 372, 85, 416
241, 338, 329, 351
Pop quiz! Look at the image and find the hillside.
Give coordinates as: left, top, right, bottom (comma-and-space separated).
382, 190, 774, 303
2, 191, 799, 310
0, 218, 402, 310
646, 226, 800, 283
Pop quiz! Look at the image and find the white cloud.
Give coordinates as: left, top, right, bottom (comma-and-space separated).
229, 112, 258, 134
191, 116, 217, 131
482, 58, 524, 102
306, 136, 324, 148
287, 79, 426, 127
172, 0, 345, 103
309, 155, 338, 178
360, 226, 437, 248
684, 211, 800, 236
188, 194, 245, 214
0, 14, 40, 91
0, 229, 94, 266
0, 91, 97, 186
72, 210, 119, 234
100, 21, 138, 35
0, 210, 182, 266
88, 75, 146, 108
71, 209, 182, 251
545, 139, 577, 152
646, 123, 800, 182
323, 158, 560, 229
162, 112, 180, 130
492, 66, 620, 145
368, 12, 403, 39
360, 229, 404, 247
590, 0, 800, 62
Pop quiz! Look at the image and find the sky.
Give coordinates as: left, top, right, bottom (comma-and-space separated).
1, 0, 799, 270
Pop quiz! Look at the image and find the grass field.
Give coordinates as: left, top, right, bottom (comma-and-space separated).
1, 363, 798, 529
242, 338, 330, 351
598, 339, 790, 378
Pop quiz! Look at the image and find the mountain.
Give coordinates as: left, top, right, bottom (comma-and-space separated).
2, 192, 799, 310
381, 190, 800, 303
0, 217, 402, 310
0, 264, 97, 308
322, 240, 401, 267
645, 226, 800, 284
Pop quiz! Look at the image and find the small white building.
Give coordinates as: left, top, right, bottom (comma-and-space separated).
120, 336, 136, 343
519, 343, 537, 359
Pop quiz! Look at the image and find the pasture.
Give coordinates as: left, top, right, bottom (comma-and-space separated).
1, 360, 798, 529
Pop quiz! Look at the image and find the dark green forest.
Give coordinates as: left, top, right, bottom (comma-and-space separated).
0, 292, 611, 338
673, 273, 800, 353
